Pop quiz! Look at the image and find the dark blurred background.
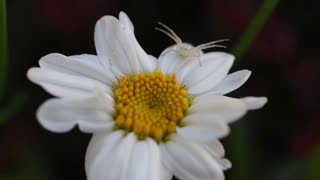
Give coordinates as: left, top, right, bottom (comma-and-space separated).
1, 0, 320, 180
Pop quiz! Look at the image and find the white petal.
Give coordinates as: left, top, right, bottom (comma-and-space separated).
240, 96, 268, 110
27, 68, 111, 98
146, 138, 172, 180
202, 145, 232, 170
203, 140, 226, 158
93, 87, 115, 113
157, 48, 185, 76
177, 114, 226, 157
161, 145, 194, 180
189, 95, 247, 123
85, 130, 124, 177
220, 159, 232, 170
86, 132, 137, 180
184, 52, 234, 95
209, 70, 251, 95
164, 46, 202, 84
94, 15, 130, 75
119, 12, 156, 73
119, 11, 134, 31
160, 167, 172, 180
94, 13, 154, 76
147, 55, 158, 72
176, 125, 229, 161
39, 53, 116, 85
217, 158, 232, 170
161, 135, 224, 180
183, 52, 233, 84
110, 133, 137, 180
37, 96, 114, 133
157, 43, 206, 83
126, 141, 150, 180
177, 119, 230, 139
175, 139, 231, 171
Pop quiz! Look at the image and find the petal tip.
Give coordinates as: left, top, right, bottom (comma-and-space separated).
241, 96, 268, 110
240, 69, 252, 82
26, 67, 40, 82
36, 99, 76, 133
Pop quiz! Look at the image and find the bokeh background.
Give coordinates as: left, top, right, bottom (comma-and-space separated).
1, 0, 320, 180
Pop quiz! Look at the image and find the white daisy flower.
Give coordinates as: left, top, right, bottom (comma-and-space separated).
27, 12, 267, 180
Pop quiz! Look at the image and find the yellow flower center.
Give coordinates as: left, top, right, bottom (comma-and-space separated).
113, 70, 189, 141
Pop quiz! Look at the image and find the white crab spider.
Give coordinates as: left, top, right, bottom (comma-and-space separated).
156, 22, 229, 66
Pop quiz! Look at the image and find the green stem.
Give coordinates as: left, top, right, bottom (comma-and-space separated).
0, 0, 8, 99
228, 121, 253, 180
0, 1, 29, 124
307, 146, 320, 180
232, 0, 279, 60
229, 0, 279, 180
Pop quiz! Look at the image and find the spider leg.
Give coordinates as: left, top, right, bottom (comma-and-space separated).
157, 22, 182, 44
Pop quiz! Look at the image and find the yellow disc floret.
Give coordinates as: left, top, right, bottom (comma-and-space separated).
113, 70, 189, 141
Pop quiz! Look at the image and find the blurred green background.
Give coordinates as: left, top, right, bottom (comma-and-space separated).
1, 0, 320, 180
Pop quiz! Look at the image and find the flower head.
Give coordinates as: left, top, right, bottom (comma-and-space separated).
27, 12, 267, 180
